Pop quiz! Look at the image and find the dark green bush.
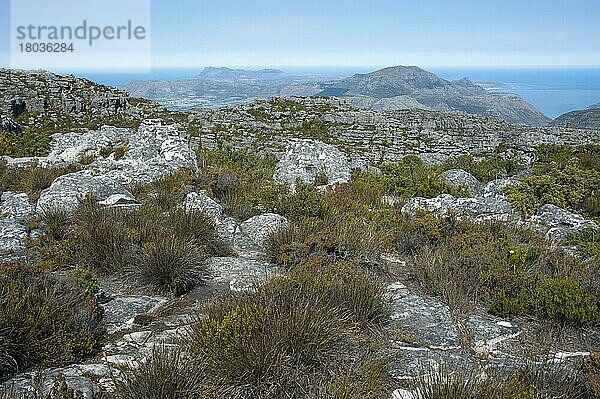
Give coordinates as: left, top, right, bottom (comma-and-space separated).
534, 278, 599, 325
355, 155, 470, 198
128, 235, 205, 296
0, 130, 51, 158
506, 144, 600, 220
0, 264, 103, 382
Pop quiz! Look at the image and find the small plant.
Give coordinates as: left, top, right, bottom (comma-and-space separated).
99, 146, 113, 158
128, 235, 205, 296
113, 346, 202, 399
70, 268, 100, 294
78, 152, 96, 166
38, 206, 71, 240
113, 140, 129, 160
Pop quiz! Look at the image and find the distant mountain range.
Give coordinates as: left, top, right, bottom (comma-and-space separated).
123, 65, 552, 126
318, 66, 550, 126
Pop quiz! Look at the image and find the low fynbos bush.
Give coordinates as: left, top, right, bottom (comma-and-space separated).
128, 235, 205, 296
411, 361, 588, 399
29, 171, 229, 296
113, 346, 202, 399
0, 130, 51, 158
355, 155, 471, 198
566, 228, 600, 259
505, 144, 600, 220
396, 211, 600, 324
186, 261, 389, 398
0, 263, 104, 382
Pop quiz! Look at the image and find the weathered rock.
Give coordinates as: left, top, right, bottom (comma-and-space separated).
274, 139, 351, 185
531, 204, 598, 240
1, 192, 34, 223
97, 120, 198, 185
463, 316, 520, 353
387, 282, 461, 350
388, 348, 473, 380
185, 191, 223, 223
0, 219, 27, 263
402, 194, 517, 222
36, 171, 135, 215
240, 213, 288, 248
2, 364, 110, 399
102, 295, 165, 334
483, 177, 519, 198
439, 169, 483, 196
203, 256, 277, 292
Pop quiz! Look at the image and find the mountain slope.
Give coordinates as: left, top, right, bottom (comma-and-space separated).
553, 108, 600, 130
321, 65, 550, 126
588, 102, 600, 109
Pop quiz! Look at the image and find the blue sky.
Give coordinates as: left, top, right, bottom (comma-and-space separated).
1, 0, 600, 68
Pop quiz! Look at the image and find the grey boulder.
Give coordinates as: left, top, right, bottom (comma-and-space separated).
1, 192, 34, 224
0, 219, 27, 263
36, 171, 135, 215
185, 191, 224, 223
240, 213, 288, 248
439, 169, 483, 196
274, 139, 351, 185
531, 204, 598, 240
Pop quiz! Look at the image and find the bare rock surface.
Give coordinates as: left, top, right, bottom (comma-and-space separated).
274, 139, 351, 185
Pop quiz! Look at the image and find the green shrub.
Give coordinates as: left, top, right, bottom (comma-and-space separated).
0, 264, 103, 382
0, 130, 51, 158
70, 268, 100, 294
442, 154, 525, 183
128, 235, 205, 296
534, 278, 599, 325
566, 228, 600, 258
355, 155, 470, 198
189, 293, 350, 397
506, 144, 600, 220
76, 202, 131, 274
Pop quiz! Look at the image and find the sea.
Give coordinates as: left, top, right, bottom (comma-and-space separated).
69, 66, 600, 119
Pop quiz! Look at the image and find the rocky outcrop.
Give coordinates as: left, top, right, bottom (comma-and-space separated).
439, 169, 483, 196
36, 171, 135, 215
402, 194, 517, 222
1, 192, 34, 223
532, 204, 598, 240
388, 282, 461, 350
0, 69, 130, 119
274, 139, 351, 185
192, 97, 599, 166
240, 213, 288, 248
0, 219, 27, 263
